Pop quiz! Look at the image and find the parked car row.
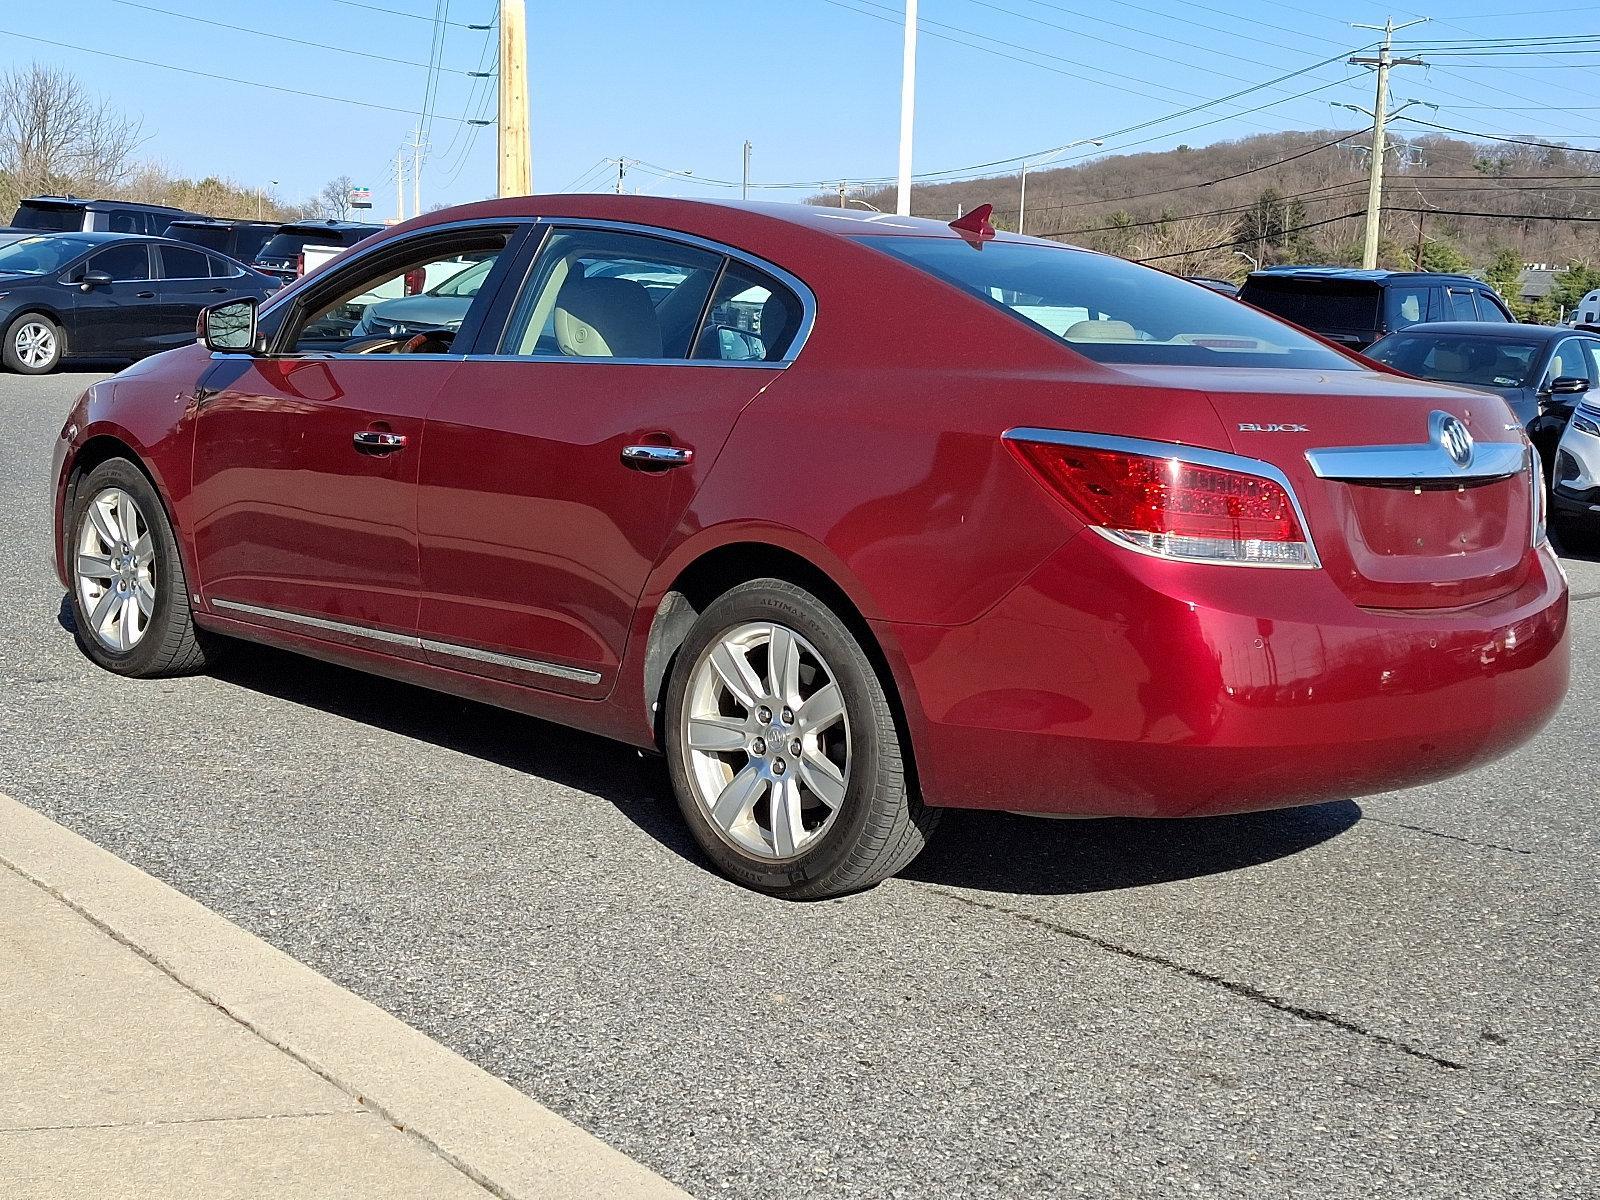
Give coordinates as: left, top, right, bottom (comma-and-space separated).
0, 196, 393, 373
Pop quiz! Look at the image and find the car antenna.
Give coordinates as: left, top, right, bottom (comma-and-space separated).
949, 203, 995, 244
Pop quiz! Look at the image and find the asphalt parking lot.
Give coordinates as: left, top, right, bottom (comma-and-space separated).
3, 369, 1596, 1199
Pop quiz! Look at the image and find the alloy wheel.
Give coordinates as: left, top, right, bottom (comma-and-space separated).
75, 488, 156, 653
14, 321, 56, 369
680, 621, 851, 860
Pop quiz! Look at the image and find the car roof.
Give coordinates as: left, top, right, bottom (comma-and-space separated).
166, 218, 278, 229
20, 195, 197, 214
9, 230, 157, 244
1376, 321, 1580, 341
385, 194, 1081, 254
272, 220, 384, 234
1248, 266, 1486, 285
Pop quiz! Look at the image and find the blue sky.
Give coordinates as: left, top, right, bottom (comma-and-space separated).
3, 0, 1596, 214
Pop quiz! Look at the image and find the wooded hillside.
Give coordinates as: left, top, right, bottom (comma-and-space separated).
830, 128, 1600, 283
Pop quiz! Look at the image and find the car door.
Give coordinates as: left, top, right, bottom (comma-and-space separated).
151, 243, 233, 351
188, 222, 526, 649
63, 242, 166, 354
414, 223, 809, 697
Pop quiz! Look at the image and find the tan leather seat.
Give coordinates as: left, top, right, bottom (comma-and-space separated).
553, 276, 662, 358
1064, 319, 1137, 342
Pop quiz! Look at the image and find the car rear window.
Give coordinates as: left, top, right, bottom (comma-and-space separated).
870, 237, 1356, 370
1365, 333, 1542, 389
258, 228, 372, 260
1239, 279, 1382, 333
10, 203, 82, 232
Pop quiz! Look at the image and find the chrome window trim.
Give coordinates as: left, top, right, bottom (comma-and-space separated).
1001, 427, 1321, 570
255, 216, 532, 325
209, 598, 602, 685
481, 215, 816, 367
252, 213, 816, 368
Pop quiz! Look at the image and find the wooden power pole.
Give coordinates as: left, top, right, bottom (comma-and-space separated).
498, 0, 531, 196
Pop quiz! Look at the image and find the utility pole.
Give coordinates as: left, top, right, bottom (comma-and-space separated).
1350, 17, 1427, 269
407, 126, 426, 218
1018, 139, 1102, 236
838, 180, 847, 209
498, 0, 531, 196
615, 157, 627, 194
741, 140, 752, 201
395, 151, 406, 222
895, 0, 918, 215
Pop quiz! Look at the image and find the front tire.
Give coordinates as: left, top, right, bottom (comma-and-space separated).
664, 579, 938, 898
67, 459, 215, 677
4, 313, 63, 374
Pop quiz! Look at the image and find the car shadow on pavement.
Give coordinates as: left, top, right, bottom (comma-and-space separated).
900, 802, 1361, 897
57, 600, 1361, 897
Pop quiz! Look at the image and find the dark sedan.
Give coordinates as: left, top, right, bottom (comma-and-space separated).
0, 233, 277, 374
1364, 321, 1598, 473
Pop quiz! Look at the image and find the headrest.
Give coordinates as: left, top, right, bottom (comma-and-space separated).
553, 276, 661, 359
1063, 319, 1138, 342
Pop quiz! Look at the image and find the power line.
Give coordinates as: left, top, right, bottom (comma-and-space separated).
104, 0, 475, 71
1388, 205, 1600, 222
1398, 116, 1600, 151
0, 25, 484, 121
328, 0, 490, 29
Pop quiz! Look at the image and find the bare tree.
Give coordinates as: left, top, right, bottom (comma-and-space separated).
1127, 216, 1244, 281
317, 175, 356, 220
0, 62, 141, 208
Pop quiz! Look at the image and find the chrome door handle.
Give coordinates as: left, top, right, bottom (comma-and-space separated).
621, 444, 693, 469
353, 430, 408, 453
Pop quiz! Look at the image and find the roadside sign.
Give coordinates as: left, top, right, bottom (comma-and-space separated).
349, 185, 373, 209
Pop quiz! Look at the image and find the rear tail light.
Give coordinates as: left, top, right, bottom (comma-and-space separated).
1528, 446, 1547, 548
295, 251, 306, 276
1006, 434, 1317, 567
403, 267, 427, 295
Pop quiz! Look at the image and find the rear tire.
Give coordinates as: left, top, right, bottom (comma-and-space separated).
3, 312, 63, 374
67, 459, 216, 677
664, 578, 938, 899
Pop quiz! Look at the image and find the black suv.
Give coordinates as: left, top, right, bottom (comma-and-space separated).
165, 219, 282, 266
5, 196, 203, 237
1239, 267, 1515, 350
252, 220, 384, 283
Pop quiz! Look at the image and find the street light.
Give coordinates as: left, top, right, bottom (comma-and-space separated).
257, 179, 278, 220
1018, 138, 1103, 235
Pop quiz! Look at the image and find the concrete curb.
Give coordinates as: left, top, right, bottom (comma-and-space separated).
0, 793, 691, 1200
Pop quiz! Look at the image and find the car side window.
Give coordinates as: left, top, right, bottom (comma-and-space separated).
1388, 286, 1427, 329
281, 229, 512, 355
1474, 292, 1510, 322
107, 210, 141, 234
207, 254, 243, 279
691, 262, 804, 362
1445, 288, 1478, 321
499, 228, 720, 360
1584, 340, 1600, 385
1543, 339, 1595, 390
85, 243, 152, 282
157, 245, 211, 280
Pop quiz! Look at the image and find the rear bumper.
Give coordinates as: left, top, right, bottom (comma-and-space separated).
882, 533, 1570, 818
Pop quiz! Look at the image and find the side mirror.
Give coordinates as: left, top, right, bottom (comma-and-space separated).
1547, 376, 1590, 397
78, 270, 112, 292
200, 297, 260, 353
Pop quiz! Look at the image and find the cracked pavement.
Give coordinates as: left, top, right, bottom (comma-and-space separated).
3, 371, 1597, 1198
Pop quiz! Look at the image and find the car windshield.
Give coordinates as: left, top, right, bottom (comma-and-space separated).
872, 237, 1356, 370
0, 234, 94, 275
258, 229, 367, 260
10, 204, 82, 232
1366, 332, 1543, 389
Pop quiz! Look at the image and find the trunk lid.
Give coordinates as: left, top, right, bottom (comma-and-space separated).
1115, 365, 1537, 610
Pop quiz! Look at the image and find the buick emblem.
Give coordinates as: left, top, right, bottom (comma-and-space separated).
1434, 412, 1474, 467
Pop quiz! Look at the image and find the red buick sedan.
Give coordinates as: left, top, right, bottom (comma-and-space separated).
51, 196, 1569, 898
